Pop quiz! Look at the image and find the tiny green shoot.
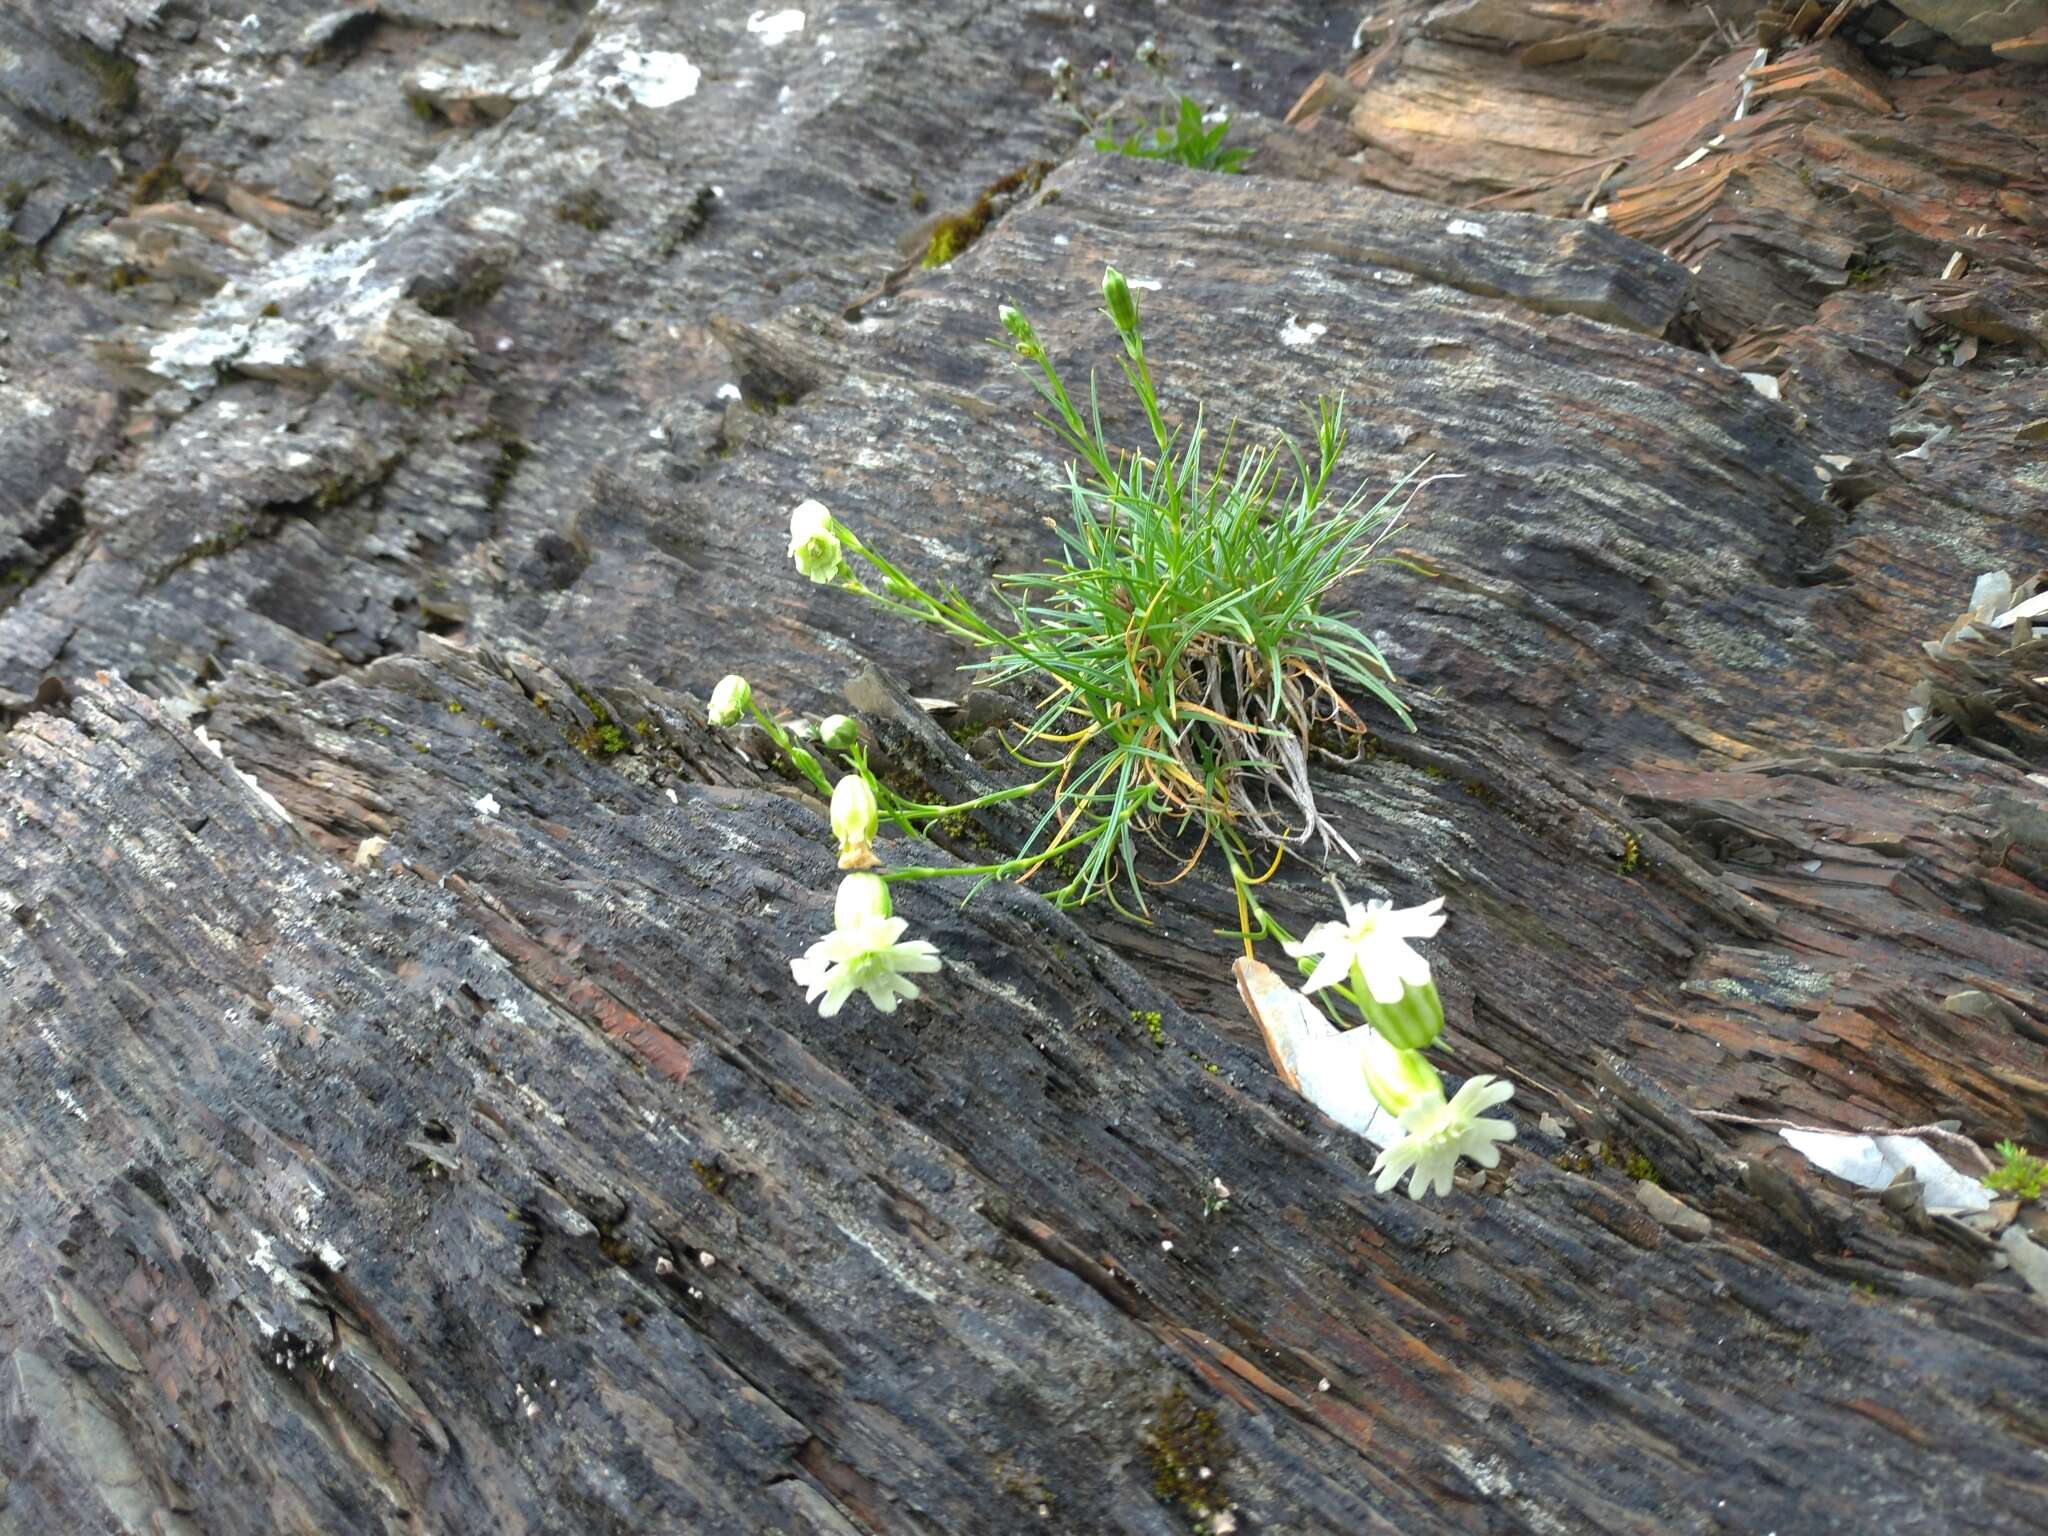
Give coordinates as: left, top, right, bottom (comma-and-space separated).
1985, 1139, 2047, 1202
1094, 95, 1249, 175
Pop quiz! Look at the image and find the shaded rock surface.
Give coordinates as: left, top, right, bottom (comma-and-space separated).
3, 2, 2046, 1533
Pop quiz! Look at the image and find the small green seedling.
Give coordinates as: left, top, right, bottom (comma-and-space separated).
1094, 95, 1249, 174
1984, 1139, 2047, 1202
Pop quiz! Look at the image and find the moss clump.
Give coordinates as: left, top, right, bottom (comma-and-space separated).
1142, 1385, 1232, 1525
419, 262, 507, 316
131, 159, 181, 205
1616, 831, 1642, 876
577, 723, 627, 756
1605, 1143, 1660, 1185
555, 189, 614, 231
690, 1158, 728, 1198
567, 684, 629, 758
61, 39, 137, 115
1131, 1009, 1165, 1046
922, 160, 1053, 269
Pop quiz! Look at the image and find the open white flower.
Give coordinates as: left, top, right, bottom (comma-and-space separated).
1283, 890, 1444, 1003
790, 875, 942, 1017
1371, 1075, 1516, 1200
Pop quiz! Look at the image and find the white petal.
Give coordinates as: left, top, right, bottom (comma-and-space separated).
1453, 1075, 1515, 1117
1283, 921, 1344, 960
1358, 951, 1409, 1005
1383, 897, 1445, 940
885, 942, 943, 976
1300, 948, 1353, 995
1389, 938, 1433, 990
1373, 1141, 1416, 1194
1419, 1152, 1457, 1199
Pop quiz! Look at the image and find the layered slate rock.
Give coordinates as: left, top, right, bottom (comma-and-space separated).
3, 3, 2047, 1533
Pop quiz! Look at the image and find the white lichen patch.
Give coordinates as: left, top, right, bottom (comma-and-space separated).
247, 1232, 314, 1302
747, 8, 805, 44
1445, 218, 1488, 239
578, 29, 701, 108
1280, 314, 1328, 349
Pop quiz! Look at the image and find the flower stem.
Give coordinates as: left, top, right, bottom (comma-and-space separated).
747, 700, 834, 798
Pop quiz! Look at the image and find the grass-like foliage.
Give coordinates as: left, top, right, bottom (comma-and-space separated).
835, 270, 1418, 916
1094, 96, 1249, 174
1986, 1139, 2047, 1201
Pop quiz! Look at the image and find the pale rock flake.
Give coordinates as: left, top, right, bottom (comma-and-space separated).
1280, 314, 1327, 349
746, 9, 805, 45
582, 31, 701, 108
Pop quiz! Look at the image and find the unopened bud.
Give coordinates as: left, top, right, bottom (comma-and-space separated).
819, 714, 859, 752
1357, 1029, 1445, 1119
1101, 265, 1139, 334
831, 774, 881, 870
707, 675, 751, 727
999, 302, 1041, 357
1353, 973, 1444, 1051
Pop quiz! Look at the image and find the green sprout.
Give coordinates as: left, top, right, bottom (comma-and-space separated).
1985, 1140, 2047, 1202
1094, 95, 1249, 174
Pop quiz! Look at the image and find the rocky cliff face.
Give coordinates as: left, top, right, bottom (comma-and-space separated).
2, 3, 2045, 1533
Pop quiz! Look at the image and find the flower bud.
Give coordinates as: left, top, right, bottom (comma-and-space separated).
819, 714, 859, 752
1101, 266, 1139, 334
834, 871, 892, 929
999, 303, 1040, 356
1357, 1029, 1445, 1119
707, 675, 751, 727
787, 498, 846, 585
831, 773, 881, 870
1352, 973, 1444, 1052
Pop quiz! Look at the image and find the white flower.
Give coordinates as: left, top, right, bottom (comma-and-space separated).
707, 674, 751, 727
1371, 1075, 1516, 1200
788, 498, 845, 584
791, 878, 943, 1017
1283, 891, 1444, 1003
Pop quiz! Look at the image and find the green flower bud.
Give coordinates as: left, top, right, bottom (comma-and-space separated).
834, 871, 893, 929
831, 773, 881, 870
1101, 265, 1139, 334
1352, 972, 1444, 1051
707, 674, 751, 727
1357, 1029, 1445, 1119
819, 714, 859, 752
998, 303, 1040, 356
787, 498, 846, 585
